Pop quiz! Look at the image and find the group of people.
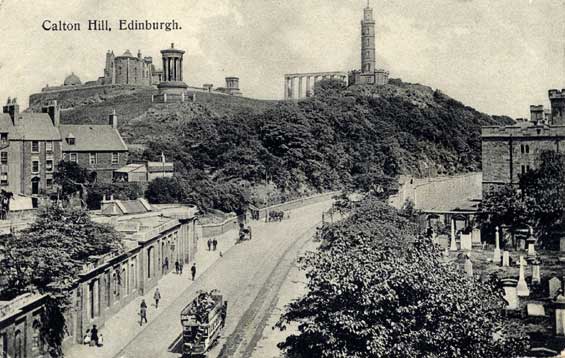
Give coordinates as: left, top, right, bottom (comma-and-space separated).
174, 260, 184, 274
207, 238, 218, 251
83, 325, 103, 347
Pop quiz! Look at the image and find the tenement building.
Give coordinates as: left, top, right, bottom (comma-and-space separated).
59, 111, 128, 182
1, 98, 128, 197
0, 98, 62, 197
482, 89, 565, 193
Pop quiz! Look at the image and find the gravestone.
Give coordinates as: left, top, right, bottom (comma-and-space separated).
549, 277, 562, 298
532, 262, 541, 285
516, 256, 530, 297
502, 251, 510, 267
464, 257, 473, 277
503, 286, 519, 310
471, 228, 481, 246
555, 295, 565, 335
519, 238, 526, 251
527, 303, 545, 317
450, 233, 457, 251
493, 227, 501, 264
560, 237, 565, 252
460, 233, 472, 251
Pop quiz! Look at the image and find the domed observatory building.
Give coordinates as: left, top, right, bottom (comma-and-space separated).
64, 73, 82, 86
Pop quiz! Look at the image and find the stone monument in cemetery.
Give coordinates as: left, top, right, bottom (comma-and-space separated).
549, 277, 562, 298
493, 226, 501, 264
464, 256, 473, 277
531, 260, 541, 285
555, 292, 565, 335
450, 218, 457, 251
502, 251, 510, 267
526, 228, 536, 258
516, 256, 530, 297
503, 286, 519, 310
460, 232, 472, 251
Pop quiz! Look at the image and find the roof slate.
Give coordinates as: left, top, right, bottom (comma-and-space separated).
59, 125, 128, 152
0, 113, 61, 140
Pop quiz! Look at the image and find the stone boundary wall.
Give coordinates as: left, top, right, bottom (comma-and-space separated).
200, 191, 339, 238
389, 173, 481, 211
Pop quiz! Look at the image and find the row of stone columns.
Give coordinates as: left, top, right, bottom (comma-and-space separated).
284, 74, 347, 100
162, 57, 183, 82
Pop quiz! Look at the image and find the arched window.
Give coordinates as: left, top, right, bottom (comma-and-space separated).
32, 319, 42, 352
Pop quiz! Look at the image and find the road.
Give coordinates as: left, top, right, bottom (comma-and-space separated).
114, 200, 331, 358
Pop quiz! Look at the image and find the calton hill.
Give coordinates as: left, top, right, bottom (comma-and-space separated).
4, 78, 561, 357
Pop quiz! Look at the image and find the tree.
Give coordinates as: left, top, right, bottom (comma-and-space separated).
0, 206, 124, 356
145, 177, 187, 204
53, 160, 90, 199
277, 197, 528, 358
479, 151, 565, 248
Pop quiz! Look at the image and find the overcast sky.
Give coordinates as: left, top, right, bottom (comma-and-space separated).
0, 0, 563, 118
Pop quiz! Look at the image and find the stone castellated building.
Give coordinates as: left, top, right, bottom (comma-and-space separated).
348, 1, 389, 86
102, 49, 157, 86
481, 89, 565, 194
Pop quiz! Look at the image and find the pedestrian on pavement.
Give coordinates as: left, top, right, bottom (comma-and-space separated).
97, 334, 104, 347
140, 299, 148, 326
212, 238, 218, 251
154, 287, 161, 309
179, 261, 184, 274
90, 325, 99, 347
207, 239, 212, 251
164, 257, 169, 271
83, 329, 91, 345
175, 260, 180, 274
191, 263, 196, 281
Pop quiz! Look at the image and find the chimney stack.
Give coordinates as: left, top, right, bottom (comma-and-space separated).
109, 109, 118, 129
529, 105, 544, 124
41, 100, 60, 127
3, 97, 20, 123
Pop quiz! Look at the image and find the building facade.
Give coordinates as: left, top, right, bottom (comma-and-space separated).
481, 91, 565, 193
59, 111, 128, 183
0, 99, 63, 197
103, 50, 156, 86
283, 72, 348, 100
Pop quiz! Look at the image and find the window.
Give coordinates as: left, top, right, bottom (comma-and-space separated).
521, 165, 526, 174
112, 152, 119, 164
70, 153, 77, 163
67, 137, 75, 145
147, 247, 154, 278
46, 141, 53, 152
46, 178, 53, 188
14, 330, 22, 358
89, 152, 97, 165
520, 144, 525, 154
0, 152, 7, 165
0, 133, 7, 143
46, 159, 53, 172
32, 160, 40, 173
525, 145, 530, 154
31, 141, 40, 153
0, 173, 7, 186
32, 319, 42, 351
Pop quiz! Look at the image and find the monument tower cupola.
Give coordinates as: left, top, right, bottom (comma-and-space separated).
361, 0, 376, 74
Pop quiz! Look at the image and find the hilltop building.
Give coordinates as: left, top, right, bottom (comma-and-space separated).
482, 89, 565, 193
153, 43, 189, 103
215, 77, 242, 96
284, 2, 388, 100
0, 98, 128, 198
102, 49, 159, 86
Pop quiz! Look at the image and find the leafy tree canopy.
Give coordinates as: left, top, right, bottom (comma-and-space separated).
277, 197, 528, 358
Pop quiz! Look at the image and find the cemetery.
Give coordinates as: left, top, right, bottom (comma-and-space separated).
434, 220, 565, 355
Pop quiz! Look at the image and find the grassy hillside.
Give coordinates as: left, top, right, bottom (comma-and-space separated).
35, 79, 512, 209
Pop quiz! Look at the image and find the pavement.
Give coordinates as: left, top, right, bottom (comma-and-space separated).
65, 199, 332, 358
65, 229, 239, 358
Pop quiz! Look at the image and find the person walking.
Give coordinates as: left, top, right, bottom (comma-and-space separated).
212, 238, 218, 251
154, 287, 161, 309
175, 260, 180, 274
179, 261, 184, 274
191, 263, 196, 281
140, 299, 148, 326
164, 257, 169, 271
207, 239, 212, 251
90, 325, 99, 347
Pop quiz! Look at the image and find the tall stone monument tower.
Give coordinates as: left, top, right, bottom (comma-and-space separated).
361, 0, 376, 75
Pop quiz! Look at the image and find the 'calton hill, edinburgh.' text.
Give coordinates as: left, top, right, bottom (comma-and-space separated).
42, 19, 181, 31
